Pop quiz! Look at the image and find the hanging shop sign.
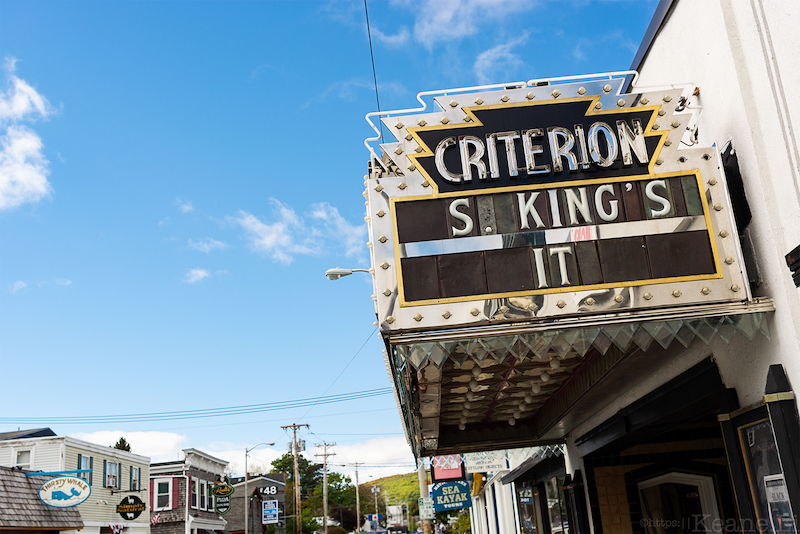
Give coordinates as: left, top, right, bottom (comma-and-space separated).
463, 451, 507, 473
212, 480, 234, 514
366, 77, 749, 332
117, 495, 146, 520
431, 481, 472, 512
38, 476, 92, 508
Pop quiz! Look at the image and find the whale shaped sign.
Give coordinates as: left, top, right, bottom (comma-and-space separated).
38, 476, 92, 508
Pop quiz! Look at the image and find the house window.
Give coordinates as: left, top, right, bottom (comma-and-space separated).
155, 478, 172, 510
105, 461, 120, 488
199, 480, 207, 510
14, 449, 32, 470
130, 466, 140, 491
77, 454, 93, 485
191, 477, 198, 508
208, 481, 214, 511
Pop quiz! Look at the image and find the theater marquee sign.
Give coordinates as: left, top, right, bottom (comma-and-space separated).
366, 77, 749, 332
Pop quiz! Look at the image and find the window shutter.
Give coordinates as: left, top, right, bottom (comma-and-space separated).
150, 479, 154, 509
89, 457, 93, 486
130, 466, 133, 491
173, 477, 180, 510
103, 460, 107, 487
77, 453, 82, 471
117, 463, 121, 489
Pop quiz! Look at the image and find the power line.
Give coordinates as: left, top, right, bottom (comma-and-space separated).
0, 388, 392, 424
364, 0, 384, 141
297, 327, 377, 421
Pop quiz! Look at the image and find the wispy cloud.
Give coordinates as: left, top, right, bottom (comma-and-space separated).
0, 57, 56, 211
308, 202, 365, 258
234, 199, 367, 264
371, 26, 410, 47
9, 281, 26, 293
9, 278, 71, 292
473, 34, 529, 85
176, 197, 194, 213
303, 78, 406, 108
572, 31, 637, 63
187, 237, 227, 253
406, 0, 536, 50
184, 268, 211, 284
69, 431, 187, 463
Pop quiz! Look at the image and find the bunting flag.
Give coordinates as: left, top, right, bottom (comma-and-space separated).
110, 525, 124, 534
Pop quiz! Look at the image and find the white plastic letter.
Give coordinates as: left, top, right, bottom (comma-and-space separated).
645, 180, 672, 218
517, 192, 545, 230
564, 187, 593, 225
549, 246, 573, 286
449, 198, 474, 237
594, 184, 619, 222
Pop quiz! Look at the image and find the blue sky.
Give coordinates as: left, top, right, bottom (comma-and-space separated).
0, 0, 657, 479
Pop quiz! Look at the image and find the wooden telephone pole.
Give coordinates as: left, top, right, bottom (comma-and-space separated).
281, 424, 308, 534
315, 443, 336, 534
349, 462, 363, 532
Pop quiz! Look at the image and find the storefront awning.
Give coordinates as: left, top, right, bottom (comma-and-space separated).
388, 300, 773, 457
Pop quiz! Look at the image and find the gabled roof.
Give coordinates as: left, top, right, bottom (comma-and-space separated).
0, 466, 83, 530
0, 428, 57, 441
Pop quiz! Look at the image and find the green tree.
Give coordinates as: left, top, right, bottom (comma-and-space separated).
271, 453, 323, 489
112, 437, 131, 451
450, 509, 472, 534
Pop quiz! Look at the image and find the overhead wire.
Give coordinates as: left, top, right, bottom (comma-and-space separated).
364, 0, 384, 142
0, 388, 392, 424
296, 327, 377, 421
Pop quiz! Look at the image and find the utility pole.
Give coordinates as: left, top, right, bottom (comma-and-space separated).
372, 485, 381, 529
349, 462, 363, 532
281, 424, 308, 534
418, 462, 432, 534
314, 443, 336, 534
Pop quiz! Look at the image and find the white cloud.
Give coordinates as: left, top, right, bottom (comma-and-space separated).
69, 431, 187, 463
335, 437, 416, 481
303, 78, 406, 108
371, 26, 410, 47
406, 0, 536, 50
188, 237, 227, 253
235, 199, 367, 264
184, 268, 211, 284
308, 202, 365, 258
55, 278, 72, 286
203, 442, 283, 477
473, 34, 529, 85
0, 58, 55, 211
176, 197, 194, 213
9, 280, 26, 293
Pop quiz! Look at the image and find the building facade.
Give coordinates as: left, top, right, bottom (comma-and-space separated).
149, 449, 229, 534
0, 465, 84, 534
0, 430, 150, 534
363, 0, 800, 533
226, 474, 285, 534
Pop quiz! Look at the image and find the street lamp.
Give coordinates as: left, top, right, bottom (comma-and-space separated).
324, 267, 373, 280
244, 442, 275, 534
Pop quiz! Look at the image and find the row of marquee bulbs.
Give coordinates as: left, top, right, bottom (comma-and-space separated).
458, 359, 562, 430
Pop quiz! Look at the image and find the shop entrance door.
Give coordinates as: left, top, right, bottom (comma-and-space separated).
638, 472, 721, 534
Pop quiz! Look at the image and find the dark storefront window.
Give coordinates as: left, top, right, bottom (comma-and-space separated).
738, 418, 797, 534
544, 476, 569, 534
517, 484, 538, 534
